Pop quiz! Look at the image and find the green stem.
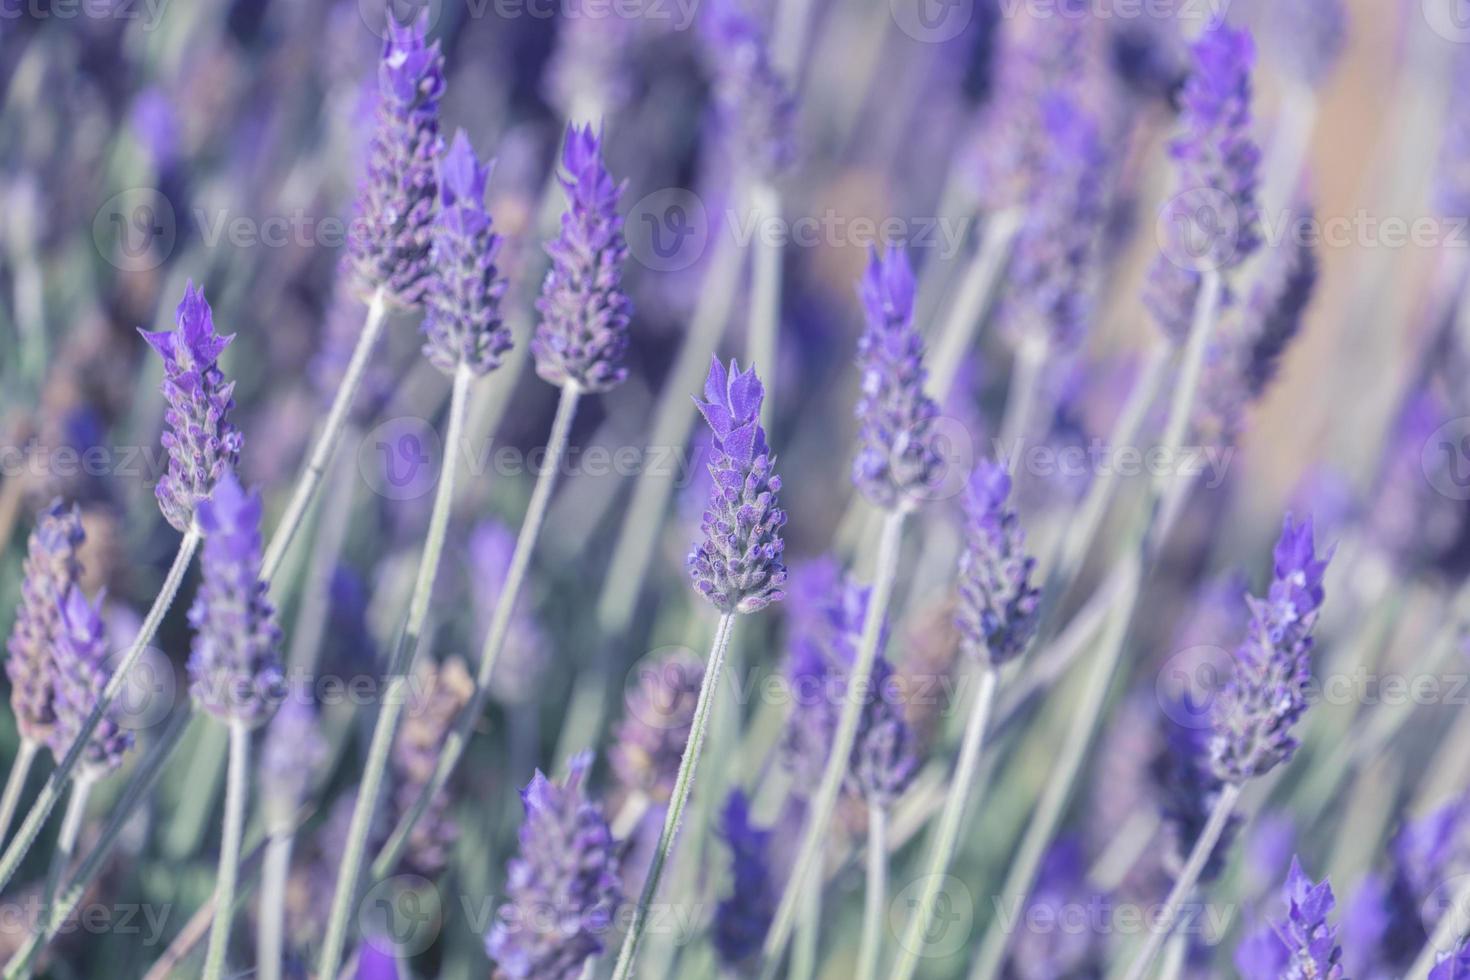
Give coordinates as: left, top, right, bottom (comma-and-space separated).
856, 806, 888, 980
928, 209, 1022, 403
256, 826, 294, 980
610, 612, 738, 980
315, 364, 474, 978
891, 665, 999, 980
372, 382, 582, 880
0, 529, 200, 896
747, 181, 783, 432
1118, 783, 1241, 980
1151, 272, 1222, 504
790, 880, 820, 980
761, 509, 907, 971
36, 772, 92, 959
997, 333, 1049, 455
0, 741, 38, 850
203, 723, 250, 980
260, 286, 388, 582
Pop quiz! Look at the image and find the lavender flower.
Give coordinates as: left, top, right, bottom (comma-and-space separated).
1004, 838, 1107, 980
1432, 943, 1470, 980
187, 472, 284, 728
853, 246, 942, 510
422, 129, 510, 377
486, 753, 621, 980
1210, 515, 1331, 784
1368, 387, 1467, 568
392, 656, 473, 878
1151, 710, 1241, 882
260, 691, 328, 827
49, 586, 132, 773
531, 124, 632, 393
850, 655, 918, 809
610, 652, 704, 804
468, 520, 549, 706
956, 462, 1042, 666
688, 357, 787, 614
349, 11, 446, 307
139, 282, 243, 532
6, 500, 85, 745
702, 0, 796, 179
1265, 0, 1348, 87
713, 791, 776, 968
1237, 857, 1344, 980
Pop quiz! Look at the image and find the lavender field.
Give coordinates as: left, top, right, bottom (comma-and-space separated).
0, 0, 1466, 976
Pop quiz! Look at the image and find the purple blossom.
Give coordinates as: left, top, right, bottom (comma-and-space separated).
531, 124, 632, 393
1368, 387, 1467, 568
1265, 0, 1348, 87
349, 11, 446, 307
1237, 857, 1344, 980
468, 520, 549, 706
139, 282, 243, 532
187, 471, 284, 728
1151, 710, 1241, 882
260, 689, 328, 825
702, 0, 796, 179
486, 753, 621, 980
956, 462, 1042, 667
49, 585, 131, 774
853, 246, 943, 510
1432, 942, 1470, 980
713, 791, 776, 968
850, 654, 918, 808
392, 656, 472, 878
422, 129, 510, 377
688, 357, 787, 614
610, 651, 703, 804
1004, 838, 1108, 980
1210, 515, 1331, 784
5, 499, 85, 745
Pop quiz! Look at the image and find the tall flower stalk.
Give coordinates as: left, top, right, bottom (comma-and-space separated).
762, 246, 940, 967
611, 357, 788, 980
891, 462, 1040, 980
374, 122, 630, 878
318, 122, 507, 975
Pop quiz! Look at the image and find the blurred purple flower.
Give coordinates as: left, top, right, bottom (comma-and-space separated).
611, 651, 703, 805
261, 689, 328, 825
956, 462, 1041, 666
1265, 0, 1348, 87
702, 0, 796, 179
1151, 709, 1241, 882
6, 500, 85, 745
713, 790, 776, 968
392, 656, 472, 878
1004, 837, 1107, 980
467, 520, 548, 706
49, 585, 131, 773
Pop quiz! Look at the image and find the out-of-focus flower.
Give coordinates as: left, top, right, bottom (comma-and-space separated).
260, 690, 328, 828
688, 357, 787, 614
349, 12, 446, 307
1003, 838, 1107, 980
6, 500, 85, 745
467, 520, 549, 706
391, 656, 473, 878
956, 462, 1041, 666
1152, 708, 1241, 881
1431, 942, 1470, 980
486, 753, 621, 980
853, 246, 942, 510
1439, 44, 1470, 219
187, 472, 284, 728
532, 124, 632, 394
702, 0, 795, 180
49, 585, 131, 774
139, 283, 243, 532
1236, 856, 1344, 979
422, 129, 510, 377
611, 652, 703, 805
1211, 515, 1331, 784
713, 791, 776, 969
850, 655, 918, 808
543, 1, 639, 119
1262, 0, 1348, 87
354, 942, 401, 980
1368, 387, 1467, 570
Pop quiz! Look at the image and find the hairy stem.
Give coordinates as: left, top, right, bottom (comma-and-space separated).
610, 612, 737, 980
202, 723, 250, 980
372, 382, 582, 880
0, 529, 199, 896
762, 509, 907, 970
37, 772, 92, 953
747, 181, 783, 432
316, 365, 474, 978
856, 806, 888, 980
0, 741, 38, 850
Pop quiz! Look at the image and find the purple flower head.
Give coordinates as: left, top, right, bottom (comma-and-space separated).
850, 655, 919, 808
187, 471, 284, 728
1362, 796, 1470, 969
260, 689, 328, 826
422, 129, 510, 377
713, 791, 776, 968
1266, 0, 1348, 87
468, 520, 549, 705
1005, 837, 1108, 980
688, 358, 787, 614
532, 124, 632, 394
392, 656, 473, 878
1156, 25, 1262, 286
611, 651, 704, 804
1000, 94, 1110, 352
1211, 515, 1331, 784
350, 11, 446, 307
853, 246, 943, 510
486, 752, 621, 980
49, 585, 132, 774
1237, 857, 1344, 979
1151, 711, 1241, 882
956, 461, 1042, 666
139, 282, 243, 532
1370, 386, 1467, 568
354, 942, 401, 980
702, 0, 796, 179
1432, 942, 1470, 980
6, 499, 85, 744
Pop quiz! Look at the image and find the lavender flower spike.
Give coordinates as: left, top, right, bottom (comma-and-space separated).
1237, 857, 1344, 979
6, 499, 85, 745
532, 123, 632, 394
486, 752, 621, 980
703, 0, 796, 179
49, 586, 132, 774
139, 282, 243, 532
688, 357, 788, 613
422, 129, 510, 377
713, 791, 776, 969
187, 471, 284, 728
853, 246, 943, 510
611, 651, 704, 804
956, 461, 1042, 666
349, 11, 446, 307
1211, 515, 1331, 784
